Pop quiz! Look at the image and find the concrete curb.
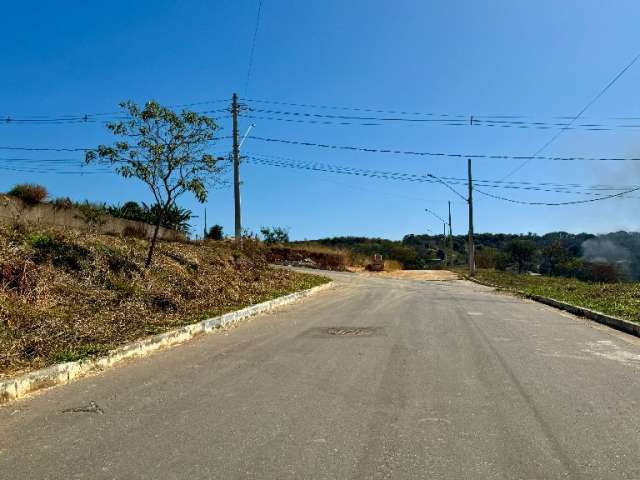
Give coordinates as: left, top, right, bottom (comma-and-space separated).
463, 275, 640, 338
0, 282, 332, 405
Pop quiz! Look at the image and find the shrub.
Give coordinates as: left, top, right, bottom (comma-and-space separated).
476, 246, 509, 269
554, 258, 623, 283
384, 259, 403, 271
261, 226, 290, 245
25, 232, 91, 271
205, 224, 224, 241
7, 184, 47, 205
52, 197, 73, 209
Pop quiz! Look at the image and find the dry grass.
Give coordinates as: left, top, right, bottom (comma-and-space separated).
266, 245, 352, 270
0, 224, 328, 378
275, 242, 369, 269
383, 260, 403, 271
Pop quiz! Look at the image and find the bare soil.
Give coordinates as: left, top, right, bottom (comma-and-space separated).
364, 269, 460, 281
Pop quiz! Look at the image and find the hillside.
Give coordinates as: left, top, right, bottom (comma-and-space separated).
0, 224, 327, 378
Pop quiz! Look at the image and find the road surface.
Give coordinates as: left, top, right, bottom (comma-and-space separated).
2, 270, 640, 479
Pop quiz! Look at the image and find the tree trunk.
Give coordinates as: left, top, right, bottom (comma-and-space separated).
145, 207, 166, 269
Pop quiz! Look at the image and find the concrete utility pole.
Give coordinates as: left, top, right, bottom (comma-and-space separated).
232, 93, 242, 247
442, 223, 447, 264
448, 200, 453, 267
467, 159, 476, 276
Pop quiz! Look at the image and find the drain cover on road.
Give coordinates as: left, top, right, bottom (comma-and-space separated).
325, 327, 372, 336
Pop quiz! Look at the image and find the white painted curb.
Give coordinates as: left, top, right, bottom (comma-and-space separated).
0, 281, 332, 405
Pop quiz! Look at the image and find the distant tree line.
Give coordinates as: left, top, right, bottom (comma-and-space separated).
405, 231, 640, 282
293, 231, 640, 283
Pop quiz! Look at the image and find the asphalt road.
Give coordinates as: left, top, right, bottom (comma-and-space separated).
2, 270, 640, 479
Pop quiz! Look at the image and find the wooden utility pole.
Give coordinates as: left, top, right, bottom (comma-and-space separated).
448, 200, 453, 267
467, 159, 475, 276
232, 93, 242, 247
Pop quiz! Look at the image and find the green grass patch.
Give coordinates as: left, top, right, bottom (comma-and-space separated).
49, 344, 111, 363
463, 268, 640, 324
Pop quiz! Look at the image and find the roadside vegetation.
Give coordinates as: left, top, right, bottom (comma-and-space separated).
0, 223, 328, 378
464, 268, 640, 324
5, 184, 194, 234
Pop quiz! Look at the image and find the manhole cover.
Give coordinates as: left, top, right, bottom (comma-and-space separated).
325, 327, 372, 336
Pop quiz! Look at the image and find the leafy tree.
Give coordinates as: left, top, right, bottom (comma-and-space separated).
206, 224, 224, 241
476, 246, 509, 270
260, 226, 290, 245
506, 239, 538, 273
539, 241, 572, 275
86, 101, 224, 267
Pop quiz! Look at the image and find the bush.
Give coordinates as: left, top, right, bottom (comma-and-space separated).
7, 184, 47, 205
206, 224, 224, 240
476, 246, 509, 269
554, 258, 623, 283
52, 197, 73, 209
261, 226, 289, 245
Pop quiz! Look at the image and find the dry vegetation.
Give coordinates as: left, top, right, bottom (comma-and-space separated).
0, 224, 328, 378
265, 243, 393, 271
265, 245, 352, 270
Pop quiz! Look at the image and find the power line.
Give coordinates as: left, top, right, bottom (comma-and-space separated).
240, 112, 640, 131
474, 185, 640, 206
4, 151, 632, 192
501, 51, 640, 180
244, 152, 635, 190
0, 103, 230, 123
424, 207, 447, 224
245, 108, 640, 131
244, 154, 640, 198
246, 135, 640, 162
244, 0, 264, 95
0, 110, 231, 126
245, 97, 640, 122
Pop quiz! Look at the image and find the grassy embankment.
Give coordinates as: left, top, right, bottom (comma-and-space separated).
0, 224, 329, 378
461, 268, 640, 324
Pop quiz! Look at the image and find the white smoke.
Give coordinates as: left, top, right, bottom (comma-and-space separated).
581, 238, 631, 266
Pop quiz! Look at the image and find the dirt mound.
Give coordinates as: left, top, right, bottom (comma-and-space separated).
266, 246, 348, 271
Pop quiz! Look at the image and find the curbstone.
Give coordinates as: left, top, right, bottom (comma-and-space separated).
0, 281, 332, 405
463, 274, 640, 338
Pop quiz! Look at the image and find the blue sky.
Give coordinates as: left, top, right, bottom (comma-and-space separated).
2, 0, 640, 240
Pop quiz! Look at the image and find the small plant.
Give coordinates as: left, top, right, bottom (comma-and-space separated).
26, 232, 91, 271
76, 201, 107, 228
50, 344, 109, 363
104, 275, 138, 297
7, 184, 48, 205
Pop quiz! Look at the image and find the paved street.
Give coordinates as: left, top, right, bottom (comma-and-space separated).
2, 271, 640, 479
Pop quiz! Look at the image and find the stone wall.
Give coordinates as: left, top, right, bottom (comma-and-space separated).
0, 195, 186, 241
